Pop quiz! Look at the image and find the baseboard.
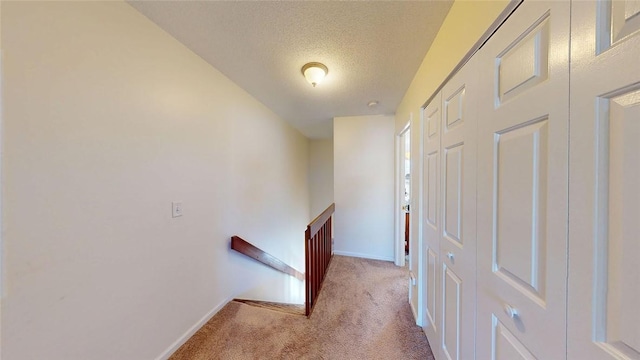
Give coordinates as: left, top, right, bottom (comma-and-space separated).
409, 297, 419, 325
333, 250, 394, 262
155, 296, 233, 360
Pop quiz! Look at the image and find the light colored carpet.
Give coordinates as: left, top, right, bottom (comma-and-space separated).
169, 255, 434, 360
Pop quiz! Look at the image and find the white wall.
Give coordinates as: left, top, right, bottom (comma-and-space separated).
333, 115, 395, 261
1, 2, 309, 360
308, 140, 334, 217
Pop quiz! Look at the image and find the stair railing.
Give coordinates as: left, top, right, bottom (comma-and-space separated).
305, 203, 335, 317
231, 235, 305, 280
230, 202, 335, 318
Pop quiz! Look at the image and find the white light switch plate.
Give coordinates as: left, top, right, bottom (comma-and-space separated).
172, 201, 183, 218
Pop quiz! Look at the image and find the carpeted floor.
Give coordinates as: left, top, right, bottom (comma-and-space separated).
169, 255, 434, 360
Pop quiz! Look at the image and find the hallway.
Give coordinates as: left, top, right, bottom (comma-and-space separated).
169, 256, 432, 359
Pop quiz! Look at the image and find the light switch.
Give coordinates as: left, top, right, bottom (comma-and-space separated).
172, 201, 183, 218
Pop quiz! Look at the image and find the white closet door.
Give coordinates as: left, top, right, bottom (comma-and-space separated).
568, 1, 640, 359
476, 1, 570, 359
438, 56, 479, 360
422, 91, 442, 350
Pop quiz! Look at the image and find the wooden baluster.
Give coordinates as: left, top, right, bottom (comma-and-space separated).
324, 223, 328, 274
304, 226, 312, 316
328, 217, 332, 257
314, 233, 317, 307
314, 233, 319, 301
319, 225, 324, 282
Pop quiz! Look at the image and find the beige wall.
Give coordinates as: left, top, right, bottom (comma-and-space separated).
395, 0, 511, 321
334, 115, 395, 261
309, 140, 334, 217
0, 2, 3, 355
1, 2, 309, 359
395, 0, 511, 131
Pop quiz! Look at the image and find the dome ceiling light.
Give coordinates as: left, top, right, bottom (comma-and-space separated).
301, 62, 328, 87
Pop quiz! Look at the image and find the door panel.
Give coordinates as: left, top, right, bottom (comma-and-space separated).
427, 152, 439, 226
494, 119, 548, 301
443, 143, 462, 245
439, 55, 479, 360
427, 247, 438, 329
443, 264, 462, 360
568, 1, 640, 359
422, 92, 442, 348
445, 88, 464, 129
603, 0, 640, 50
492, 316, 536, 360
476, 1, 570, 359
605, 92, 640, 355
497, 18, 549, 104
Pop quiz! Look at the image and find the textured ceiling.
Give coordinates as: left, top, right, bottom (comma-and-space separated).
128, 1, 453, 139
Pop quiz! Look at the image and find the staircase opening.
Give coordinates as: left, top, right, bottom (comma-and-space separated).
230, 203, 335, 317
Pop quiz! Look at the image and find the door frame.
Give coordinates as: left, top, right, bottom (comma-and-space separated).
394, 120, 411, 267
0, 48, 4, 299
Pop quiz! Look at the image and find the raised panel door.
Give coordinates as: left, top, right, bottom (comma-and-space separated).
568, 1, 640, 359
476, 1, 570, 359
439, 56, 479, 360
422, 91, 443, 350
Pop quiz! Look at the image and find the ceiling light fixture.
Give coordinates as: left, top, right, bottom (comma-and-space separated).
301, 62, 328, 87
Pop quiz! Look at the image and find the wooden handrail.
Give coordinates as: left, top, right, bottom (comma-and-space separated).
231, 236, 305, 281
305, 203, 335, 317
308, 203, 335, 236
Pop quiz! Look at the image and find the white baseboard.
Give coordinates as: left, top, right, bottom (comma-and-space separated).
409, 297, 419, 325
332, 250, 394, 262
155, 296, 233, 360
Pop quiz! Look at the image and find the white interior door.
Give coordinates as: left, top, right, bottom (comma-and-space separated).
438, 56, 479, 360
568, 1, 640, 359
475, 1, 570, 359
422, 91, 442, 350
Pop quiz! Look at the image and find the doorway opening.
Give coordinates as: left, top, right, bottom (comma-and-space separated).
402, 129, 410, 260
395, 124, 410, 267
